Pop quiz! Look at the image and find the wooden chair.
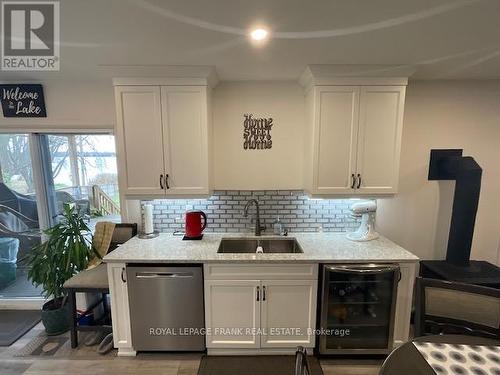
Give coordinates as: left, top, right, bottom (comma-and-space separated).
64, 223, 137, 348
414, 276, 500, 339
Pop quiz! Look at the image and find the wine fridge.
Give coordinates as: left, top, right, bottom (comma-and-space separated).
319, 264, 400, 354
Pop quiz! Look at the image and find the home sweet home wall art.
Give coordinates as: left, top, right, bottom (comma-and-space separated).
243, 114, 274, 150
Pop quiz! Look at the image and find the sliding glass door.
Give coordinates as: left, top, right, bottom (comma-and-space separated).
0, 134, 42, 298
0, 133, 120, 300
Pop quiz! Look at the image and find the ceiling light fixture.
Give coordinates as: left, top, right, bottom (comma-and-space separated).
249, 28, 269, 41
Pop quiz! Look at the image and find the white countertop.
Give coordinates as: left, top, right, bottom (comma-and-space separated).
103, 232, 419, 264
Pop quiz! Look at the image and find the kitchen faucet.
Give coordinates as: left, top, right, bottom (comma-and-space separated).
243, 199, 265, 236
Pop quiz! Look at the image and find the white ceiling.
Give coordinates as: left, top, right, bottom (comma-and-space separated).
4, 0, 500, 81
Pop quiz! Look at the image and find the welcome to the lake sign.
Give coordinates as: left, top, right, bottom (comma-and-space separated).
0, 84, 47, 117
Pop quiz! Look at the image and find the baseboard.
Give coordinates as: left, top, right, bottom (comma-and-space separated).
117, 348, 137, 357
0, 298, 45, 310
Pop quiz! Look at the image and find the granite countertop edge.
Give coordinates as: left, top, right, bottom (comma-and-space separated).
103, 232, 419, 264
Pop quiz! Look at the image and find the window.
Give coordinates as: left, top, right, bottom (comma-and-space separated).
46, 134, 120, 224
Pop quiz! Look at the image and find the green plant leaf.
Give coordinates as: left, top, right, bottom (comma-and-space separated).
27, 205, 94, 300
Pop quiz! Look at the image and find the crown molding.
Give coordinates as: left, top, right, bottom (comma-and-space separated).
112, 66, 219, 88
299, 64, 414, 91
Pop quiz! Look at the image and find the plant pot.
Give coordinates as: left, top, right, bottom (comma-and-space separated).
41, 297, 71, 336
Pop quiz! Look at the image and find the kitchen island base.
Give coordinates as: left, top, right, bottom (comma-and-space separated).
104, 233, 418, 356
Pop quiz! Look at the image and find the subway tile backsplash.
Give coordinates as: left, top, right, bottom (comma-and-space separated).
143, 190, 361, 234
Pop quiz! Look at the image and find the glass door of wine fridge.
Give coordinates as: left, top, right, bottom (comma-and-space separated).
319, 264, 400, 354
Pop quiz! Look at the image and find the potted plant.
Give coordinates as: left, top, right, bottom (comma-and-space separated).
27, 205, 98, 335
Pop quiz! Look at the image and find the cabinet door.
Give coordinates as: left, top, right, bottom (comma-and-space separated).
313, 86, 359, 194
204, 280, 260, 348
355, 86, 406, 194
114, 86, 165, 196
107, 263, 135, 356
260, 280, 317, 348
161, 86, 209, 195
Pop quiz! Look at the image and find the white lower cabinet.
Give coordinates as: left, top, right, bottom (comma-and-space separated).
204, 280, 260, 349
204, 264, 318, 353
260, 280, 317, 348
107, 263, 136, 356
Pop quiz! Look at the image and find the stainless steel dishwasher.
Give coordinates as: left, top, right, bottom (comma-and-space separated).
127, 265, 205, 351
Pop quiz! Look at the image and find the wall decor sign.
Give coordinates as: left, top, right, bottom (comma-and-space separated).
243, 113, 273, 150
0, 84, 47, 117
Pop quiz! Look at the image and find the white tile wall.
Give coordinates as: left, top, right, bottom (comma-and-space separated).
143, 190, 361, 233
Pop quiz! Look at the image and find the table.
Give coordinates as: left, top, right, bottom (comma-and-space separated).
380, 335, 500, 375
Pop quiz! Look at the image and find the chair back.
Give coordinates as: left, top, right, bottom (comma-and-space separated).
108, 223, 137, 252
0, 183, 38, 221
414, 277, 500, 339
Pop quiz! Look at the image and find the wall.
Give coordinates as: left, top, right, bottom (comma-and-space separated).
0, 79, 115, 131
4, 78, 498, 264
377, 81, 500, 265
213, 81, 305, 189
144, 191, 360, 234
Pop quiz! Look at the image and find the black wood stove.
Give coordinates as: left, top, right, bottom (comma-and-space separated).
420, 149, 500, 289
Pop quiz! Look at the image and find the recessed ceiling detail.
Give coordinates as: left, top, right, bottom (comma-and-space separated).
131, 0, 480, 39
5, 0, 500, 81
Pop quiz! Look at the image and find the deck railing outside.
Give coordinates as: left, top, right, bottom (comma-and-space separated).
91, 185, 120, 216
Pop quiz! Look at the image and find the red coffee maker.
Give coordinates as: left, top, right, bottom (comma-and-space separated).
184, 210, 207, 239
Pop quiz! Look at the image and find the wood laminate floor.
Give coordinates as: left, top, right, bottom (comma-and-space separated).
0, 323, 382, 375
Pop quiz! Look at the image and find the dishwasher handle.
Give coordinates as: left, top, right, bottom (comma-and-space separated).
135, 271, 194, 279
325, 265, 399, 274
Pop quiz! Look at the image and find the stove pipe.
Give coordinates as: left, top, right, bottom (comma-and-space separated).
428, 149, 482, 267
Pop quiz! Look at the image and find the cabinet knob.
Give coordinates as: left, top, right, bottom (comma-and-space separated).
351, 174, 356, 189
159, 174, 164, 189
357, 174, 362, 189
165, 174, 170, 189
262, 285, 266, 301
256, 286, 260, 301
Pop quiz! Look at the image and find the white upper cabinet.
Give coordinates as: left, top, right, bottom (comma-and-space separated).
356, 86, 406, 194
304, 81, 406, 196
161, 86, 210, 195
114, 78, 213, 198
114, 86, 165, 196
313, 86, 360, 194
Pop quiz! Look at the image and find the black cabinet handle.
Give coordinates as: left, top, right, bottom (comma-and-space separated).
262, 285, 266, 301
357, 174, 362, 189
256, 286, 260, 301
159, 174, 164, 189
165, 174, 170, 189
351, 174, 356, 189
121, 268, 126, 283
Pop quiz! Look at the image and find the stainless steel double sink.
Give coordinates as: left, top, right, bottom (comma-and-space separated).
217, 237, 303, 254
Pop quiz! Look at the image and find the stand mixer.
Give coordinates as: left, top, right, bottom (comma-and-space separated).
346, 200, 379, 241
